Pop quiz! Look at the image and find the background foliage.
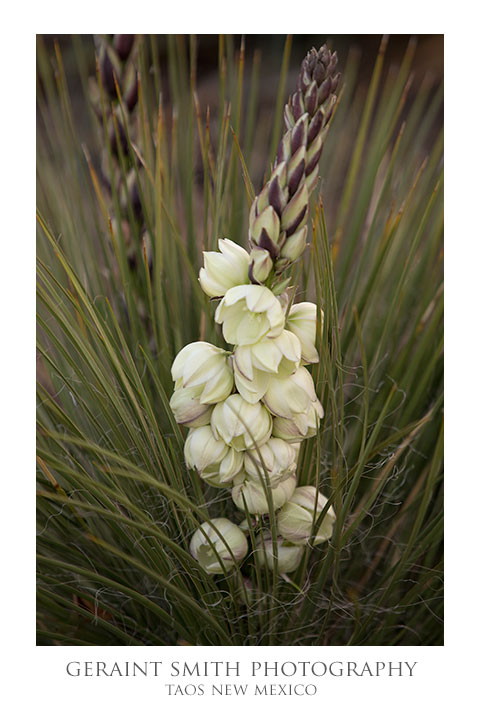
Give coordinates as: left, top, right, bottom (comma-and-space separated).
36, 34, 443, 645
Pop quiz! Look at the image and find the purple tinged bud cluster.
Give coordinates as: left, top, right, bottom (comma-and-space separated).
249, 45, 340, 282
92, 35, 145, 271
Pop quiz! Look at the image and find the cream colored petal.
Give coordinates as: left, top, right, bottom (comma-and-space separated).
244, 285, 277, 313
182, 350, 221, 387
222, 284, 251, 306
251, 340, 282, 373
199, 267, 228, 298
263, 374, 312, 418
234, 368, 270, 404
199, 366, 234, 404
235, 312, 268, 345
275, 330, 302, 363
272, 413, 309, 442
169, 387, 212, 427
219, 239, 250, 281
234, 346, 254, 381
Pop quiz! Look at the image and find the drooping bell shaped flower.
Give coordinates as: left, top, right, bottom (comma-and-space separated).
272, 398, 324, 442
171, 341, 234, 405
190, 518, 248, 574
244, 437, 298, 488
184, 425, 243, 487
210, 394, 272, 451
231, 473, 296, 514
199, 238, 250, 298
233, 330, 301, 403
255, 533, 304, 573
277, 486, 336, 545
262, 366, 317, 419
215, 285, 285, 346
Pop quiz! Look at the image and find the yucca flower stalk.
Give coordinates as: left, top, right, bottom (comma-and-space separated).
37, 35, 443, 646
170, 47, 338, 576
90, 35, 148, 273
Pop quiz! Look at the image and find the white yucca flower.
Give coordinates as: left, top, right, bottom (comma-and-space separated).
199, 238, 250, 298
233, 330, 301, 403
263, 366, 317, 419
210, 394, 272, 451
244, 437, 298, 488
184, 425, 243, 487
272, 398, 324, 442
215, 285, 285, 346
277, 486, 336, 545
190, 518, 248, 574
171, 341, 234, 405
255, 534, 304, 573
231, 473, 296, 514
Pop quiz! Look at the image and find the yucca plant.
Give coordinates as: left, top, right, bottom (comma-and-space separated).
37, 34, 443, 646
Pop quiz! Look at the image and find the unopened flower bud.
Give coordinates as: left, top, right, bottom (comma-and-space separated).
268, 173, 288, 216
277, 486, 336, 545
287, 146, 306, 196
184, 426, 243, 487
276, 130, 292, 163
211, 394, 272, 451
250, 205, 281, 249
231, 473, 296, 514
254, 184, 270, 215
286, 302, 320, 364
280, 183, 309, 237
171, 341, 233, 404
305, 163, 320, 194
249, 202, 285, 259
255, 534, 304, 573
215, 285, 285, 346
248, 247, 273, 284
306, 127, 323, 171
199, 239, 250, 298
190, 518, 248, 574
278, 225, 308, 266
272, 399, 324, 442
270, 160, 288, 188
169, 386, 212, 427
